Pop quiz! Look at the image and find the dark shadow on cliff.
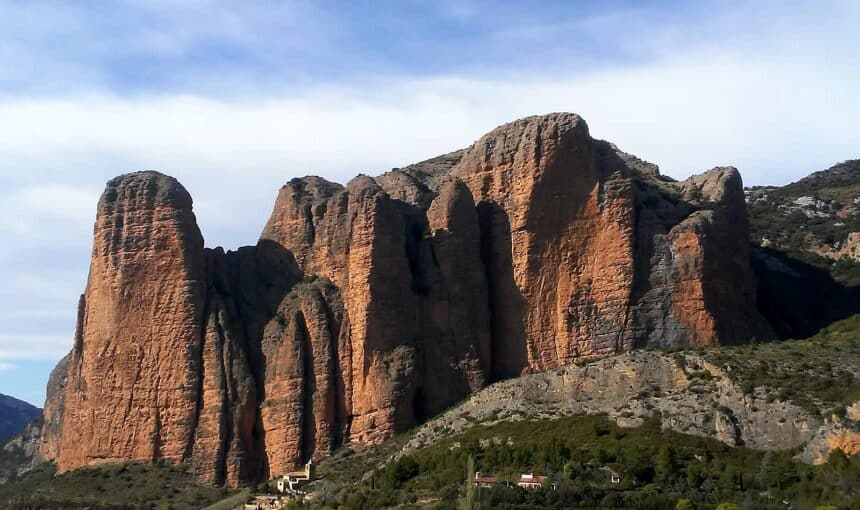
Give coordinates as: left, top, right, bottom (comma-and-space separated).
752, 246, 860, 339
296, 311, 317, 465
627, 182, 686, 350
476, 200, 528, 380
389, 197, 492, 429
220, 239, 303, 481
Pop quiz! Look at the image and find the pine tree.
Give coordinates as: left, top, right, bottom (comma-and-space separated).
757, 451, 777, 488
656, 442, 675, 481
460, 455, 476, 510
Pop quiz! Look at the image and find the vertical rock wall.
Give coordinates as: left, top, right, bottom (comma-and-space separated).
41, 113, 774, 486
53, 172, 206, 473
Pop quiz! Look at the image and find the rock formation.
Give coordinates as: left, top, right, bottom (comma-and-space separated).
50, 172, 210, 477
398, 350, 822, 457
40, 113, 774, 485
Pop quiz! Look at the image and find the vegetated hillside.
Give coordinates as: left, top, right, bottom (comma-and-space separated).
0, 461, 237, 509
0, 394, 40, 442
304, 316, 860, 509
747, 159, 860, 338
704, 315, 860, 419
748, 159, 860, 273
333, 415, 858, 509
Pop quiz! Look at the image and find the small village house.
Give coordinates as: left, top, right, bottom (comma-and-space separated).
472, 471, 557, 490
603, 466, 621, 484
516, 473, 555, 490
276, 459, 314, 495
473, 471, 498, 489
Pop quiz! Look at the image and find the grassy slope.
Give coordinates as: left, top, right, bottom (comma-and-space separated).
0, 462, 235, 509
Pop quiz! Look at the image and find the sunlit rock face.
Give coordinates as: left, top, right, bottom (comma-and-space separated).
41, 113, 773, 485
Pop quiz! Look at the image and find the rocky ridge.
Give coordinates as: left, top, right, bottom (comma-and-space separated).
747, 159, 860, 267
40, 113, 774, 486
0, 419, 42, 485
398, 349, 858, 465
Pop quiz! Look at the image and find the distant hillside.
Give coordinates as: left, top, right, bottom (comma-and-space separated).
747, 159, 860, 283
0, 395, 40, 442
746, 159, 860, 338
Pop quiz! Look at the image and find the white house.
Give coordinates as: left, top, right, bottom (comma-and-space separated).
276, 460, 314, 494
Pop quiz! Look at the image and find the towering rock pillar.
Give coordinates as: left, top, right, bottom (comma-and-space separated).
669, 168, 774, 345
453, 114, 637, 371
55, 172, 206, 472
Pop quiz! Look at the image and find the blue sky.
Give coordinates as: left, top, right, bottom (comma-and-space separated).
0, 0, 858, 407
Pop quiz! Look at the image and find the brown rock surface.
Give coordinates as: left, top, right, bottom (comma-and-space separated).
452, 114, 640, 371
258, 278, 347, 477
667, 168, 773, 345
41, 113, 775, 485
260, 171, 492, 447
451, 113, 771, 370
55, 171, 206, 473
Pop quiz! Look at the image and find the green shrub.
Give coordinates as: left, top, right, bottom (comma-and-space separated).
675, 498, 693, 510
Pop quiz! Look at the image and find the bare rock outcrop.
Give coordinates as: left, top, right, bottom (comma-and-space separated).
260, 170, 492, 447
39, 352, 70, 462
258, 278, 347, 477
40, 113, 776, 486
450, 114, 772, 372
55, 172, 206, 474
399, 351, 821, 457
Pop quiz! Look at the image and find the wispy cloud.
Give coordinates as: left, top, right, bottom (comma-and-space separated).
7, 1, 854, 97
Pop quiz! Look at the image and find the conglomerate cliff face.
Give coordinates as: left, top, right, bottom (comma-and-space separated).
449, 114, 771, 371
53, 173, 207, 476
41, 113, 773, 486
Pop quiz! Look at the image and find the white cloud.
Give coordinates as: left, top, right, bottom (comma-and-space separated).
0, 335, 72, 360
0, 53, 857, 240
5, 185, 98, 221
0, 361, 14, 372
